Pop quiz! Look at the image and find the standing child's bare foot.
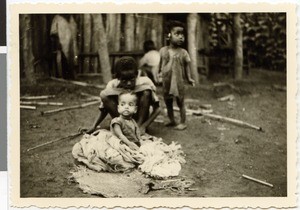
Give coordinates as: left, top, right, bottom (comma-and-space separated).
164, 121, 177, 127
174, 123, 187, 130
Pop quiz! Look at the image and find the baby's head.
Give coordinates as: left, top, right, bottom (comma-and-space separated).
167, 20, 185, 47
143, 40, 156, 53
117, 91, 138, 118
115, 56, 138, 90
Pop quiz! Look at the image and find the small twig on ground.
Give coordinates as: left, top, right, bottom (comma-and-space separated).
41, 100, 100, 115
20, 101, 63, 106
20, 95, 55, 100
20, 105, 36, 110
213, 82, 235, 89
242, 174, 273, 187
273, 84, 286, 92
50, 77, 105, 89
27, 132, 81, 152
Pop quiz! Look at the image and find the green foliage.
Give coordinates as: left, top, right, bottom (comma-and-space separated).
209, 13, 286, 71
242, 13, 286, 71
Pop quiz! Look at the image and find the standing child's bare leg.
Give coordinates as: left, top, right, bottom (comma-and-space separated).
164, 97, 176, 126
174, 96, 187, 130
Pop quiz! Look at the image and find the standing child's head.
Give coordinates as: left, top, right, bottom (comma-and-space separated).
143, 40, 156, 53
115, 56, 138, 90
117, 91, 138, 118
167, 20, 185, 47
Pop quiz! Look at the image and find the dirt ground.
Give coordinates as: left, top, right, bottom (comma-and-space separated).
20, 68, 287, 197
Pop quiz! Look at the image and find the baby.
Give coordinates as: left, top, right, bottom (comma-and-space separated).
110, 91, 142, 151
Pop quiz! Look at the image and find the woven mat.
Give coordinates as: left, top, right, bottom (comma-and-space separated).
69, 166, 195, 198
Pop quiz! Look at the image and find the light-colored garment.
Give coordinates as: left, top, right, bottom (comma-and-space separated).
98, 76, 159, 109
159, 46, 191, 98
139, 50, 160, 67
72, 130, 186, 178
50, 15, 78, 65
110, 116, 141, 144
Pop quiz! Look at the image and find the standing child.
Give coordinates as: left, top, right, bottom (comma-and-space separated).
110, 91, 141, 151
159, 20, 195, 130
83, 56, 160, 135
139, 40, 161, 84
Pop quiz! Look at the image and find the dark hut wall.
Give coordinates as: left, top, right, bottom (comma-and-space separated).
77, 13, 164, 74
19, 13, 210, 82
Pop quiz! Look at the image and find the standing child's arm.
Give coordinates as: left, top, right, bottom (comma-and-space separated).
112, 124, 139, 151
185, 52, 195, 86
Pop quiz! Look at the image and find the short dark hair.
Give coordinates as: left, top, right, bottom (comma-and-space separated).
114, 56, 138, 79
167, 20, 185, 33
143, 40, 156, 52
118, 90, 137, 103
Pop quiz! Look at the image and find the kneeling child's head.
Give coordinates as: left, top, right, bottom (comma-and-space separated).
115, 56, 138, 90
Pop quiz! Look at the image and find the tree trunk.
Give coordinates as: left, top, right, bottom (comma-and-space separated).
92, 14, 112, 84
106, 14, 121, 52
83, 14, 91, 73
233, 13, 243, 80
187, 13, 199, 84
92, 15, 100, 73
21, 14, 36, 84
124, 14, 134, 51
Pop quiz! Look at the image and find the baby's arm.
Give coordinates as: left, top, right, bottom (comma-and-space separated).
112, 124, 139, 151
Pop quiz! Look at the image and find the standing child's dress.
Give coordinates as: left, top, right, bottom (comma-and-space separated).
159, 46, 191, 98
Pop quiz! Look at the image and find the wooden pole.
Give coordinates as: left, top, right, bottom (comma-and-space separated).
41, 100, 100, 115
187, 13, 199, 84
242, 174, 273, 187
92, 15, 100, 73
20, 101, 63, 106
92, 14, 112, 84
202, 113, 263, 131
125, 14, 135, 51
50, 77, 105, 89
233, 13, 243, 80
20, 95, 55, 100
21, 14, 36, 84
27, 132, 81, 152
20, 105, 36, 110
83, 14, 92, 73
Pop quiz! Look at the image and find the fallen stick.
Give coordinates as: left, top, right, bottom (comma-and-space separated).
218, 94, 235, 102
80, 92, 101, 100
20, 105, 36, 110
213, 82, 235, 88
202, 113, 263, 131
20, 95, 55, 100
164, 107, 213, 115
27, 132, 81, 152
21, 101, 63, 106
41, 100, 100, 115
77, 73, 102, 77
242, 174, 273, 187
50, 77, 105, 89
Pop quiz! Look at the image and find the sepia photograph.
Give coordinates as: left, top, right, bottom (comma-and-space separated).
9, 3, 297, 208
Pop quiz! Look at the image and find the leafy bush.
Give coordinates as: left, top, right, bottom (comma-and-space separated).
209, 13, 286, 71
